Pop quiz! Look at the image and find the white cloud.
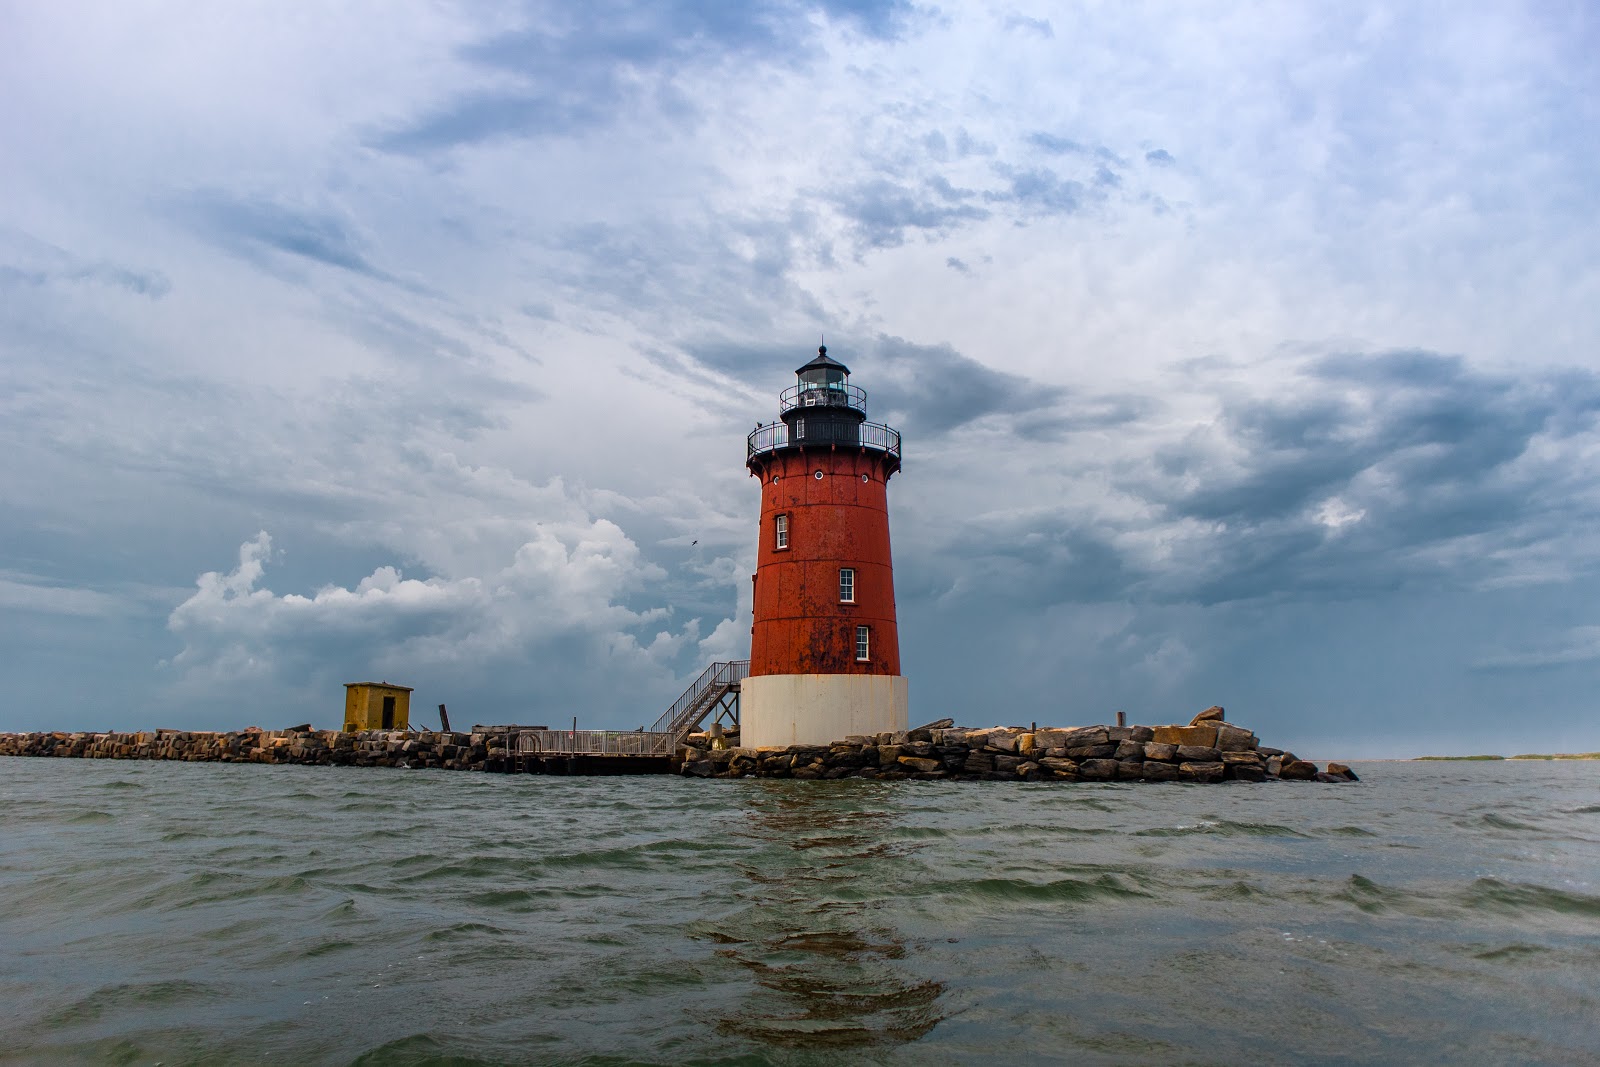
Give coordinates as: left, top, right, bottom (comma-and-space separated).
3, 1, 1600, 749
164, 520, 716, 714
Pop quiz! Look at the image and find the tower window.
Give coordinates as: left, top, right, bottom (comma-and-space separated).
774, 513, 789, 549
839, 568, 855, 602
796, 418, 805, 439
856, 625, 870, 661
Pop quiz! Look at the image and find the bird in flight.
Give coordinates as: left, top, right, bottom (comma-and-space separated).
691, 540, 698, 546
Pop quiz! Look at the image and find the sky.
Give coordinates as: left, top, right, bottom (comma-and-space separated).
3, 1, 1598, 757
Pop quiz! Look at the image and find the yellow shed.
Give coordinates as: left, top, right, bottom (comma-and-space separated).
343, 682, 414, 732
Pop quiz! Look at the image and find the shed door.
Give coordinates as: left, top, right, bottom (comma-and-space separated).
381, 695, 395, 729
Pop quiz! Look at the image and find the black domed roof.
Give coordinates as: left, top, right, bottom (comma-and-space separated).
794, 344, 850, 377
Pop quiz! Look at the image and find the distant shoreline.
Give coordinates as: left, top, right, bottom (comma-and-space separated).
1411, 753, 1600, 761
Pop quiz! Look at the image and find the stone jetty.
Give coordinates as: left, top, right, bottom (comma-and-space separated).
678, 709, 1359, 784
0, 727, 519, 771
1, 707, 1357, 783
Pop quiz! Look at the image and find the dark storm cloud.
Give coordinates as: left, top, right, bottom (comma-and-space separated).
942, 519, 1138, 607
377, 0, 914, 152
678, 334, 1070, 438
987, 167, 1083, 213
829, 179, 991, 248
1026, 133, 1086, 155
1164, 351, 1595, 527
679, 339, 801, 384
861, 336, 1065, 434
931, 351, 1600, 611
979, 156, 1132, 217
550, 214, 818, 329
1013, 393, 1153, 437
177, 192, 393, 281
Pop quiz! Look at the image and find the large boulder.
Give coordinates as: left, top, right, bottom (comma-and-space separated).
1280, 760, 1318, 781
1079, 758, 1119, 780
1179, 761, 1226, 783
1215, 725, 1258, 752
1189, 706, 1226, 725
1151, 724, 1220, 748
1327, 762, 1360, 781
1037, 727, 1108, 750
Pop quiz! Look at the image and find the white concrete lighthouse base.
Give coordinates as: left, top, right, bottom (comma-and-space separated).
738, 674, 909, 749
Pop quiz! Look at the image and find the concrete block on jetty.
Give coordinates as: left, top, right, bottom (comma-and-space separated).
676, 708, 1358, 784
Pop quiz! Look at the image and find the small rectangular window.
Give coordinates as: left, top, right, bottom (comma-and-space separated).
839, 567, 855, 602
856, 625, 870, 661
774, 513, 789, 549
795, 418, 805, 439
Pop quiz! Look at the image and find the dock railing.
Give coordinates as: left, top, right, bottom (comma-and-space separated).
514, 730, 671, 757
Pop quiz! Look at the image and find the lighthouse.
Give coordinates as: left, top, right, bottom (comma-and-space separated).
740, 346, 909, 748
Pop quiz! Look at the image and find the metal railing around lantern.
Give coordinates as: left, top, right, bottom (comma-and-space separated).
747, 420, 902, 461
779, 381, 868, 415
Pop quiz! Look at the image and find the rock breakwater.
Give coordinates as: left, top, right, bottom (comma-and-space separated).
2, 708, 1356, 784
680, 714, 1358, 784
0, 727, 517, 771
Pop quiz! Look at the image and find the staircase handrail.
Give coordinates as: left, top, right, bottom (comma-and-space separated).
649, 659, 749, 736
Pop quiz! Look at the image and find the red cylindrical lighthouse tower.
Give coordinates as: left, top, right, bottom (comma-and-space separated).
741, 346, 908, 748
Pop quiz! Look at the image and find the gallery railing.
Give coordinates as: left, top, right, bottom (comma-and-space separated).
747, 420, 901, 461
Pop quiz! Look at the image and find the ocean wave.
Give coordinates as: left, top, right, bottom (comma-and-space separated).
1134, 819, 1309, 838
1460, 878, 1600, 918
920, 873, 1152, 903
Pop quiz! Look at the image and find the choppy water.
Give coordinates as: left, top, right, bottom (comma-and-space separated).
2, 760, 1598, 1065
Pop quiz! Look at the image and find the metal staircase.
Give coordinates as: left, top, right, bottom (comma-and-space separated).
648, 660, 749, 751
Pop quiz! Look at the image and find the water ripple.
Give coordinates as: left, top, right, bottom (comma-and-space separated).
3, 759, 1598, 1063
